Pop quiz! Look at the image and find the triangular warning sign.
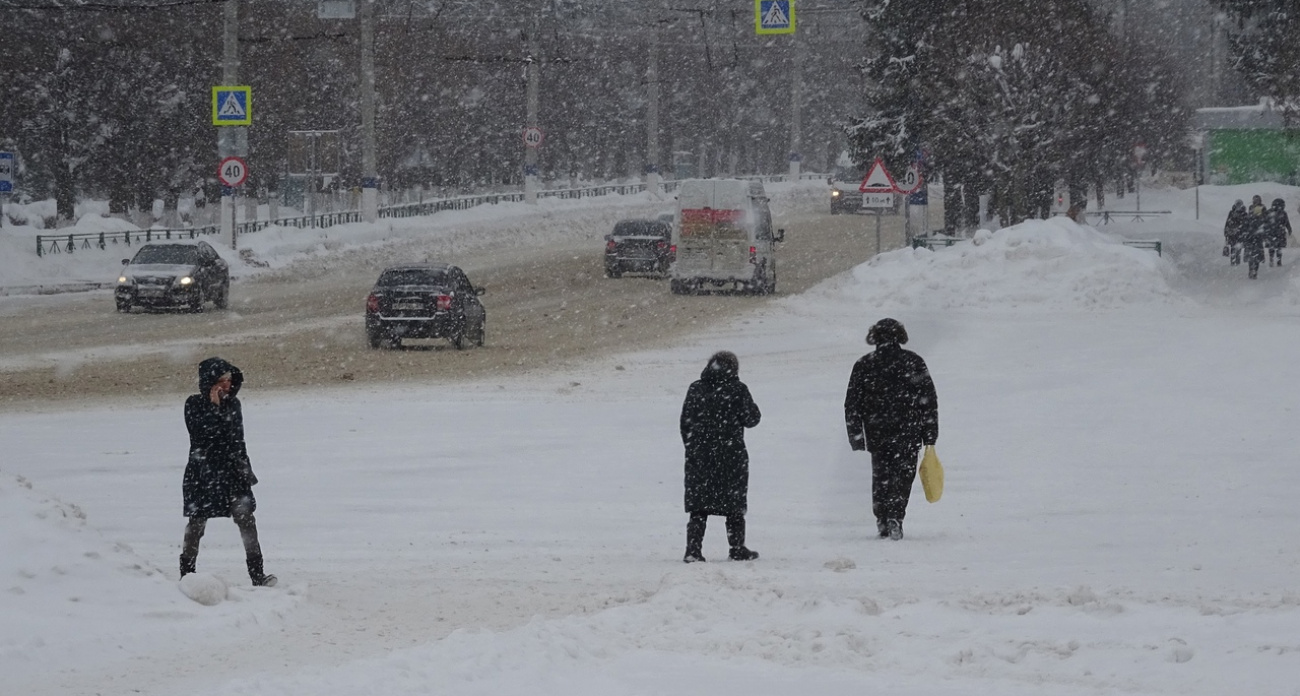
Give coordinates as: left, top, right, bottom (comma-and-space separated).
859, 158, 899, 193
218, 93, 246, 118
762, 2, 789, 27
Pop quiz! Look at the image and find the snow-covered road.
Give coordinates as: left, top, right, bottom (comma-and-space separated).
5, 182, 1300, 695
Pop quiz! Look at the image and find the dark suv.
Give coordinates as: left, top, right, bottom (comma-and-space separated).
604, 218, 673, 278
365, 263, 487, 349
115, 240, 230, 312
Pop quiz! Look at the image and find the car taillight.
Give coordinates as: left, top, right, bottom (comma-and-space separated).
606, 240, 617, 252
670, 244, 677, 256
749, 246, 757, 263
656, 239, 668, 249
436, 294, 453, 311
366, 293, 380, 312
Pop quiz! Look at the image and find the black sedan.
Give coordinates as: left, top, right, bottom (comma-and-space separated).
115, 240, 230, 312
365, 263, 487, 349
604, 218, 673, 278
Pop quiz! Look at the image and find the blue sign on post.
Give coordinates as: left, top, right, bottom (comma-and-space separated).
909, 186, 928, 206
211, 86, 252, 126
0, 152, 14, 193
756, 0, 795, 35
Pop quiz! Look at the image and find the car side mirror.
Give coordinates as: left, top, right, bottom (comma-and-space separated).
475, 286, 486, 296
122, 259, 130, 265
775, 228, 785, 242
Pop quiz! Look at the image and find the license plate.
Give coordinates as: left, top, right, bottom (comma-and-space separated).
392, 302, 424, 311
138, 288, 165, 297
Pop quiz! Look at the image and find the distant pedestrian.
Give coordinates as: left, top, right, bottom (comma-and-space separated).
844, 318, 939, 540
1266, 198, 1291, 266
180, 357, 276, 587
1245, 196, 1268, 279
680, 351, 762, 563
1224, 200, 1247, 266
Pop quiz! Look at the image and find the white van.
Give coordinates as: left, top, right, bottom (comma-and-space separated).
670, 179, 783, 295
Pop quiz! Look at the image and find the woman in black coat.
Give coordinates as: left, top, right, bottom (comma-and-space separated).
844, 318, 938, 540
680, 351, 762, 562
180, 357, 276, 586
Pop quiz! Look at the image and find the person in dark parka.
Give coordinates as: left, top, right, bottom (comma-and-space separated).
1244, 198, 1269, 279
180, 357, 276, 586
844, 318, 938, 540
681, 351, 762, 563
1224, 200, 1247, 265
1266, 198, 1291, 267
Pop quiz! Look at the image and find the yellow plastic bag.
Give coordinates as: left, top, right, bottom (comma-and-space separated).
919, 445, 944, 503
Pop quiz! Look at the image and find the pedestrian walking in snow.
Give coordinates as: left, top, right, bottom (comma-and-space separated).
680, 351, 762, 563
1224, 200, 1247, 265
1245, 196, 1269, 279
844, 318, 939, 540
180, 357, 276, 587
1266, 198, 1291, 267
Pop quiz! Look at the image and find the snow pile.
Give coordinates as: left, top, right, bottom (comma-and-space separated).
179, 573, 229, 606
0, 470, 297, 680
202, 571, 1294, 696
821, 217, 1183, 311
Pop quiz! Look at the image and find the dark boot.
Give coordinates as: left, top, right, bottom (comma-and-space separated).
876, 519, 889, 538
179, 554, 196, 578
246, 554, 278, 587
684, 513, 706, 563
887, 519, 904, 540
726, 515, 758, 561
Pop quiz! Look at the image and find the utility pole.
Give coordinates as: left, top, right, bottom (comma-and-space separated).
524, 20, 541, 204
219, 0, 244, 249
360, 0, 378, 222
788, 32, 802, 181
645, 24, 662, 196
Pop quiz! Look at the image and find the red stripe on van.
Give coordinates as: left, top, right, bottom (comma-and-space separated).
680, 208, 744, 224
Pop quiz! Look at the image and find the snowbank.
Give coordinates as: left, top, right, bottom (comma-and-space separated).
0, 471, 298, 680
813, 217, 1185, 311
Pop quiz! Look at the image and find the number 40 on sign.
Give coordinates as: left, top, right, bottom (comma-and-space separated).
218, 157, 249, 188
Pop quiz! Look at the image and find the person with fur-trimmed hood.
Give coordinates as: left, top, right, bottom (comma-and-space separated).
180, 357, 276, 587
844, 318, 939, 540
680, 351, 762, 563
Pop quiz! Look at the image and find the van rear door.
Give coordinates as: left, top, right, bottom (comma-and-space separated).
677, 181, 752, 279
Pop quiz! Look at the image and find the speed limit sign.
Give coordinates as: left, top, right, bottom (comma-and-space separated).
522, 126, 545, 148
218, 156, 249, 188
895, 163, 924, 195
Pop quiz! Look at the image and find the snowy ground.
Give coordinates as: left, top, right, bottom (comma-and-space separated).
4, 182, 1300, 695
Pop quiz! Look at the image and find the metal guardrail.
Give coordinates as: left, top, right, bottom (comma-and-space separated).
35, 226, 219, 257
911, 233, 1162, 256
1121, 239, 1162, 255
910, 234, 964, 250
31, 174, 827, 258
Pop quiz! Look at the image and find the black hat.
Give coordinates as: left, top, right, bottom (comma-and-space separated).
867, 318, 908, 346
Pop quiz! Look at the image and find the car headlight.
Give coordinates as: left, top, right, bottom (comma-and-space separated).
831, 190, 842, 197
118, 276, 130, 284
179, 276, 194, 286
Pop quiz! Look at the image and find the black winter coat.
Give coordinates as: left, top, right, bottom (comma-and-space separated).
1224, 206, 1248, 245
844, 343, 939, 453
681, 363, 761, 515
183, 357, 257, 518
1266, 206, 1292, 248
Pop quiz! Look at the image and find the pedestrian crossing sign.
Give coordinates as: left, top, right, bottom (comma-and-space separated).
756, 0, 794, 35
211, 86, 252, 126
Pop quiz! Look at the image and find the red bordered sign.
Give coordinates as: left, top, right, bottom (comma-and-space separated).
218, 156, 249, 187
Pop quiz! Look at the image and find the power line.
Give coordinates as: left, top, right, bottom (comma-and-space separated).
0, 0, 223, 11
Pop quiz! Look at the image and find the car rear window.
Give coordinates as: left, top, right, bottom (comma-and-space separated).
377, 269, 449, 286
132, 245, 198, 265
613, 220, 668, 237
